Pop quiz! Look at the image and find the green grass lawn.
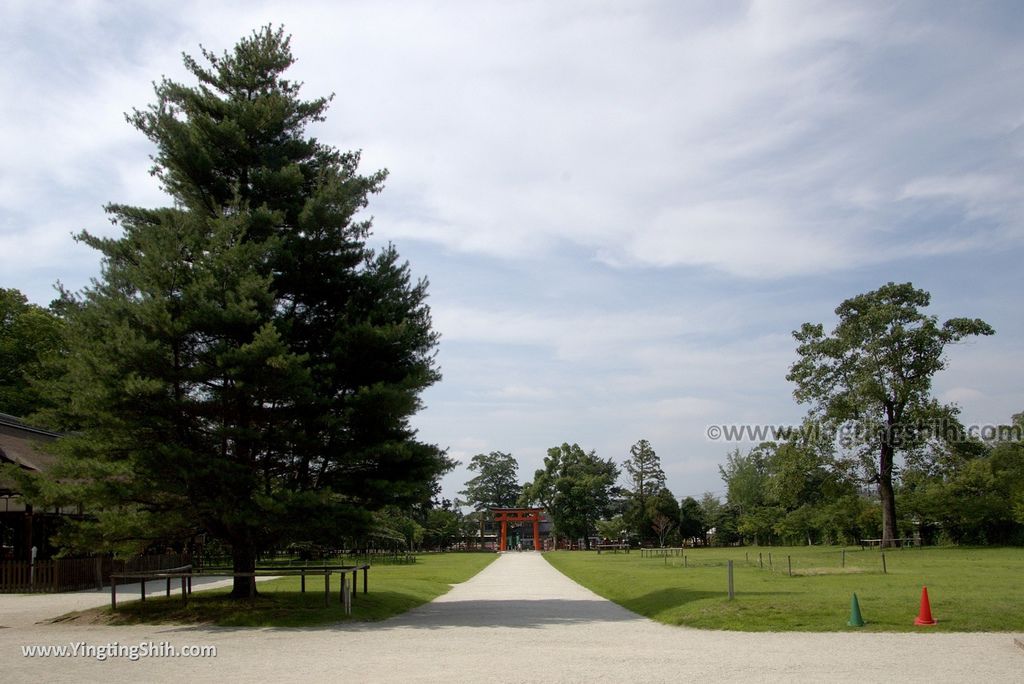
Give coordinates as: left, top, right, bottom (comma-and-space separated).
544, 546, 1024, 632
95, 552, 496, 628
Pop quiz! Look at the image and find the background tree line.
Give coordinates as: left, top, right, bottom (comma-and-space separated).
452, 284, 1018, 550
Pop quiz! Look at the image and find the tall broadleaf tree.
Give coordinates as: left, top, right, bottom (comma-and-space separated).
460, 451, 521, 510
30, 27, 450, 596
460, 451, 521, 543
520, 443, 619, 548
787, 282, 993, 547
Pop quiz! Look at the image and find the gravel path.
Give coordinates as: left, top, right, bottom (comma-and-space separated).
2, 552, 1021, 682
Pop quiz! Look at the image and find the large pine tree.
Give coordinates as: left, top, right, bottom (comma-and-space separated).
35, 27, 450, 597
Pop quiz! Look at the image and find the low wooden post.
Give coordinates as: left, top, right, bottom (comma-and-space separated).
881, 553, 887, 575
351, 569, 357, 602
301, 569, 306, 593
787, 555, 792, 577
363, 566, 368, 594
111, 576, 117, 610
727, 560, 734, 599
324, 571, 330, 608
758, 552, 763, 569
140, 578, 146, 602
684, 555, 687, 568
842, 549, 846, 568
182, 574, 188, 605
768, 552, 773, 570
166, 577, 171, 597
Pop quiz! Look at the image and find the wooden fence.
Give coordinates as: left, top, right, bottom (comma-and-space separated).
0, 553, 188, 593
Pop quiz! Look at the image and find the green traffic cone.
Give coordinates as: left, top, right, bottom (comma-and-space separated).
847, 592, 865, 627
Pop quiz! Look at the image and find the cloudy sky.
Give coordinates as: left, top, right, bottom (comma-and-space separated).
3, 1, 1022, 502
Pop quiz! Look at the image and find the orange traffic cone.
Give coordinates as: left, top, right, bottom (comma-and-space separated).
914, 586, 937, 626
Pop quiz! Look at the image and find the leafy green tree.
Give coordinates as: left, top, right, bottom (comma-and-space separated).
697, 492, 738, 546
678, 496, 705, 545
766, 440, 839, 511
992, 415, 1024, 529
764, 435, 858, 545
28, 28, 450, 597
459, 509, 489, 548
0, 288, 64, 417
737, 505, 780, 545
787, 282, 993, 547
460, 450, 521, 545
719, 445, 769, 545
901, 413, 1024, 544
645, 487, 679, 546
422, 507, 462, 550
773, 504, 817, 546
460, 451, 521, 510
623, 438, 665, 539
520, 443, 619, 548
368, 509, 416, 549
812, 494, 875, 545
595, 514, 627, 543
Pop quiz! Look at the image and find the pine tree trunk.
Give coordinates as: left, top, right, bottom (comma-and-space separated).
229, 542, 257, 599
879, 442, 898, 548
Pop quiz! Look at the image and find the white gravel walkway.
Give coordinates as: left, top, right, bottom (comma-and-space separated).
2, 552, 1021, 682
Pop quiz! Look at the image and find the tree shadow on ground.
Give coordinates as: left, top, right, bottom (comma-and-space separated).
126, 586, 805, 634
618, 587, 794, 616
370, 597, 644, 630
617, 588, 726, 616
147, 596, 645, 633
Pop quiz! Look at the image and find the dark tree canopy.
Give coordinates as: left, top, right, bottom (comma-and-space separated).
677, 496, 705, 543
645, 487, 679, 547
624, 439, 665, 498
29, 27, 450, 596
623, 438, 666, 540
787, 282, 993, 547
0, 288, 65, 417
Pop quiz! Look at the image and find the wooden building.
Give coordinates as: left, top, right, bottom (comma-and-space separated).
0, 413, 68, 561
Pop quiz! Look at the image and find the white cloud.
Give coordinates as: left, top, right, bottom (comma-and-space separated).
3, 1, 1022, 500
650, 397, 724, 419
940, 387, 986, 406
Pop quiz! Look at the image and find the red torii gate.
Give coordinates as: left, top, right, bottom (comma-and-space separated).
491, 508, 544, 551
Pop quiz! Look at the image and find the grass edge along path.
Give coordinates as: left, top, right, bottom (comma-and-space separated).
60, 552, 498, 628
543, 546, 1024, 632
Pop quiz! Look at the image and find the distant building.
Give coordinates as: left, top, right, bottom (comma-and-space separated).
0, 413, 72, 561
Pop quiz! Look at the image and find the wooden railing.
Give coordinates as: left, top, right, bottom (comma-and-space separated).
0, 553, 188, 593
109, 564, 370, 615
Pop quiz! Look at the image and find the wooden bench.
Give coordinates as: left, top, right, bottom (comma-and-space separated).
110, 564, 370, 610
595, 544, 630, 554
